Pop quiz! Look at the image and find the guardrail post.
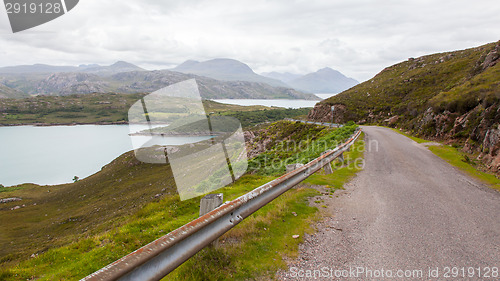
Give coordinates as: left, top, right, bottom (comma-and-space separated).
321, 151, 334, 174
199, 193, 223, 247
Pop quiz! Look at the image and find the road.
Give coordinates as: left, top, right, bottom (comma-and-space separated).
278, 126, 500, 280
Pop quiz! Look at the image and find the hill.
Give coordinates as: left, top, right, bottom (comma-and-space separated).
309, 40, 500, 173
172, 58, 288, 87
288, 67, 358, 93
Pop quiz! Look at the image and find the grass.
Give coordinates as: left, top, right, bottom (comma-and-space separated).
0, 121, 364, 280
388, 127, 500, 192
304, 133, 365, 191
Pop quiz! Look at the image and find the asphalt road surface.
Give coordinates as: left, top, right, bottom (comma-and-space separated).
278, 126, 500, 280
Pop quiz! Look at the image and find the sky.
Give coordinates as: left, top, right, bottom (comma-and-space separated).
0, 0, 499, 82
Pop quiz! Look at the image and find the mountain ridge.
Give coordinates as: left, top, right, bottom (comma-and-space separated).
172, 58, 288, 87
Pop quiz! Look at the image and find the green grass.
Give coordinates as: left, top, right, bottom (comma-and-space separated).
428, 145, 500, 192
249, 122, 359, 176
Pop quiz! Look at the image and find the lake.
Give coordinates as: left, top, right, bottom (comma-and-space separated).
0, 125, 210, 187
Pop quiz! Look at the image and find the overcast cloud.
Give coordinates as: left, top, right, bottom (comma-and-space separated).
0, 0, 499, 81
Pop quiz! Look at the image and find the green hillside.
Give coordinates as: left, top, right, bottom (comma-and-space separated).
319, 40, 499, 121
0, 151, 175, 269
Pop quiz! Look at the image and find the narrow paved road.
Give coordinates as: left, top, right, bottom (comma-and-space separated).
279, 126, 500, 280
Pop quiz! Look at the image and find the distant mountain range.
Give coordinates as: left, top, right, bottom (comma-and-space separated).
263, 67, 359, 93
0, 58, 357, 100
173, 59, 358, 93
0, 61, 317, 100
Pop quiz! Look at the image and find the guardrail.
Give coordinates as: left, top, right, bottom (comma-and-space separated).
82, 128, 362, 281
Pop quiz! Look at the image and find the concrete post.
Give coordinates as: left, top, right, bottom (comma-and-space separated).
199, 193, 223, 247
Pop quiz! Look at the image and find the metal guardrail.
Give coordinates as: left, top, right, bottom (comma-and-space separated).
82, 128, 362, 281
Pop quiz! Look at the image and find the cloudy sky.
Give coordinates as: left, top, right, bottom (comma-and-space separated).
0, 0, 499, 81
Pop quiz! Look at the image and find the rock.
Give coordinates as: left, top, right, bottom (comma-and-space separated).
292, 235, 300, 239
292, 212, 297, 216
307, 103, 346, 123
0, 197, 22, 204
383, 116, 399, 125
479, 43, 500, 71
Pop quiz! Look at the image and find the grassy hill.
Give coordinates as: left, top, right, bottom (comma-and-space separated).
0, 151, 176, 269
316, 41, 499, 121
311, 40, 500, 173
0, 121, 359, 280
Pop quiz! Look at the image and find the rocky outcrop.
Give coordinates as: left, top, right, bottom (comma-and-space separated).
0, 197, 22, 204
407, 104, 500, 174
307, 103, 346, 123
478, 44, 500, 72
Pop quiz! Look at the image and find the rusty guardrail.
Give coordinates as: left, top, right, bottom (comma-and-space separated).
82, 128, 362, 281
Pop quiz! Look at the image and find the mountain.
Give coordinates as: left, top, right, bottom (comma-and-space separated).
0, 61, 144, 76
82, 61, 145, 75
0, 69, 318, 100
261, 71, 302, 83
288, 67, 358, 93
172, 58, 288, 87
309, 40, 500, 174
0, 83, 28, 98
